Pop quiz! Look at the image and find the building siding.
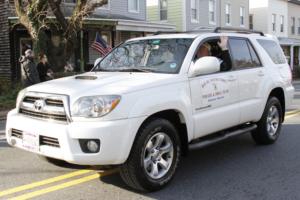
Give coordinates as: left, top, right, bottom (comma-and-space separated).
146, 0, 183, 31
186, 0, 249, 31
0, 0, 12, 79
249, 7, 269, 33
147, 5, 160, 21
147, 0, 250, 32
220, 0, 249, 28
90, 0, 146, 20
288, 2, 300, 39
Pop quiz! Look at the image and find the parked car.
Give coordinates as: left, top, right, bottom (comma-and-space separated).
6, 28, 294, 192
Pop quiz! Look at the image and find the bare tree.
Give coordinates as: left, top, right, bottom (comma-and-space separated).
14, 0, 49, 55
14, 0, 108, 70
48, 0, 108, 61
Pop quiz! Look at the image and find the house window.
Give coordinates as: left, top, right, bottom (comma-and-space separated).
291, 17, 295, 35
191, 0, 199, 22
209, 0, 216, 24
128, 0, 139, 13
272, 14, 276, 32
249, 14, 253, 30
160, 0, 168, 21
225, 4, 231, 25
240, 6, 245, 27
280, 15, 284, 32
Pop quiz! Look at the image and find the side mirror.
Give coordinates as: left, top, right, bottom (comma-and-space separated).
189, 56, 220, 77
94, 57, 103, 67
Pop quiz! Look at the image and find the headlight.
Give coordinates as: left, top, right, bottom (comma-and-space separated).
16, 89, 26, 108
72, 95, 121, 118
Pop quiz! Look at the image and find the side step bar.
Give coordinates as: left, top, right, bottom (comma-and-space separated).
189, 124, 257, 150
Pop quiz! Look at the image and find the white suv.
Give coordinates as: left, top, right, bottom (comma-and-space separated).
6, 28, 294, 192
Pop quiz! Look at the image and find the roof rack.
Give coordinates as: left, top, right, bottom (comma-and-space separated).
152, 27, 265, 36
153, 31, 178, 35
214, 27, 265, 36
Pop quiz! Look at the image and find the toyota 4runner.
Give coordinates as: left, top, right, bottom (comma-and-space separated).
6, 28, 295, 192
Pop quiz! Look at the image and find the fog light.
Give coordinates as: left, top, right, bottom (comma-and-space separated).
87, 140, 99, 153
79, 139, 100, 153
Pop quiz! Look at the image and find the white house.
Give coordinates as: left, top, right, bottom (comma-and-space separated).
250, 0, 300, 77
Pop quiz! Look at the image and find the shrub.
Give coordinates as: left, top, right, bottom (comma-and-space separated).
0, 78, 23, 111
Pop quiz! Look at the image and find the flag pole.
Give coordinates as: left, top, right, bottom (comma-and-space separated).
80, 30, 84, 72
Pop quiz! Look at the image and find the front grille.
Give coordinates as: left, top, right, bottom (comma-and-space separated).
19, 94, 68, 123
20, 108, 67, 122
11, 129, 23, 139
45, 99, 64, 107
40, 136, 60, 148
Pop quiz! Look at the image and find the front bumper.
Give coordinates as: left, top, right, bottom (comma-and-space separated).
6, 109, 145, 165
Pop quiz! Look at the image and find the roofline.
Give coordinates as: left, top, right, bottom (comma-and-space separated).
8, 16, 176, 33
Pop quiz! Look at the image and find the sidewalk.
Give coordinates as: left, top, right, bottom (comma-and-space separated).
0, 120, 5, 137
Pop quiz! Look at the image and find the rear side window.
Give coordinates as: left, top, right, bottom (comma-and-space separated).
257, 39, 286, 64
229, 38, 262, 69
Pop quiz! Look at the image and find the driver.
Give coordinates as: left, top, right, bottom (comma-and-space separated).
196, 36, 232, 72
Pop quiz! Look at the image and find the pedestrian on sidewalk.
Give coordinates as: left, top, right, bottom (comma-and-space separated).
37, 53, 54, 82
20, 49, 40, 87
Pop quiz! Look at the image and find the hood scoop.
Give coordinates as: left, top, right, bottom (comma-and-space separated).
75, 75, 98, 80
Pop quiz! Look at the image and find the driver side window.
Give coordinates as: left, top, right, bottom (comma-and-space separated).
194, 38, 233, 72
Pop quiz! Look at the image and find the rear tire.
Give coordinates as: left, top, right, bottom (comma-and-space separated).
251, 97, 283, 145
120, 118, 181, 192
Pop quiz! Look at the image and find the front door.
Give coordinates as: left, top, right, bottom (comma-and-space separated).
189, 71, 240, 139
189, 37, 240, 139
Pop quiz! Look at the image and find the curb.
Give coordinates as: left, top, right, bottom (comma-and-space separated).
286, 109, 300, 116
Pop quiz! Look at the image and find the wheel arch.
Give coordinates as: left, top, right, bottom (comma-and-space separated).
268, 87, 285, 121
135, 109, 189, 156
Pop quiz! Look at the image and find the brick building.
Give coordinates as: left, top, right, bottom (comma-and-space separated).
0, 0, 13, 80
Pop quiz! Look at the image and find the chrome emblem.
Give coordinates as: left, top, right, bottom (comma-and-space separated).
34, 99, 45, 111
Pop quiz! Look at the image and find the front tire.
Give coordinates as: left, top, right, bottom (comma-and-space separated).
120, 118, 181, 192
252, 97, 283, 145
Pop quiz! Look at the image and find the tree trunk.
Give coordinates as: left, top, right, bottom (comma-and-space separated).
32, 30, 49, 60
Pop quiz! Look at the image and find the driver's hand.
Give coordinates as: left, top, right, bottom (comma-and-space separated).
218, 36, 229, 51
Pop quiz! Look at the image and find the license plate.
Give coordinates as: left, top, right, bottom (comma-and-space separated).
22, 132, 39, 152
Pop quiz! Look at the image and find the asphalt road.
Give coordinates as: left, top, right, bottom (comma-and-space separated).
0, 83, 299, 200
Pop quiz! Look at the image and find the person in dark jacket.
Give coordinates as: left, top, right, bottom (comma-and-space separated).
37, 53, 53, 82
20, 49, 40, 87
196, 36, 232, 72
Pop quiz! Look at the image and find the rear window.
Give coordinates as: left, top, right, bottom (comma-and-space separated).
229, 38, 262, 69
257, 39, 286, 64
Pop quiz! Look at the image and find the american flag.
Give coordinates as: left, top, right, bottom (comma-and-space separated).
91, 32, 112, 56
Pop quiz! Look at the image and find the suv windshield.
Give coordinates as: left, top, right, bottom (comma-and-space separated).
93, 38, 194, 74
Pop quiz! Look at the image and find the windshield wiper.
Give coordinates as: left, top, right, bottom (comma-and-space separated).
116, 67, 155, 73
147, 61, 165, 67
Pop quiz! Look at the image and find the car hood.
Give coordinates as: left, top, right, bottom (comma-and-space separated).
26, 72, 180, 98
